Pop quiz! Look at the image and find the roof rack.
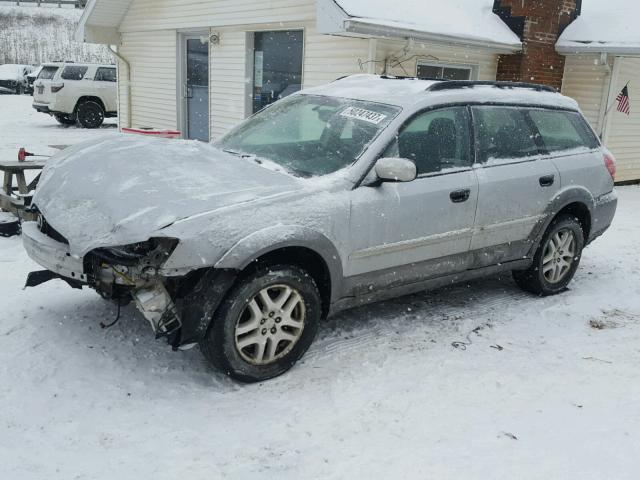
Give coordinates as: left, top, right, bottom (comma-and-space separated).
427, 81, 557, 93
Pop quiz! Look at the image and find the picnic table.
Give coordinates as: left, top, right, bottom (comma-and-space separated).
0, 160, 47, 219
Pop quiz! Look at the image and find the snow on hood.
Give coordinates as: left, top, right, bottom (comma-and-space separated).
0, 64, 32, 81
33, 134, 302, 256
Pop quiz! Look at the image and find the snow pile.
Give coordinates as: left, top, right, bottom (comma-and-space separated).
334, 0, 521, 49
557, 0, 640, 53
0, 63, 33, 81
0, 5, 112, 65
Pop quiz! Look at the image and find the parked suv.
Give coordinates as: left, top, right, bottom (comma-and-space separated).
0, 64, 35, 94
22, 75, 617, 382
32, 62, 117, 128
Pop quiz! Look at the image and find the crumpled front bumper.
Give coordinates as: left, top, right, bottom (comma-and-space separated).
22, 221, 88, 283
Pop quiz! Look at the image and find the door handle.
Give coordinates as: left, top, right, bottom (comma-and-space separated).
539, 174, 555, 187
450, 189, 471, 203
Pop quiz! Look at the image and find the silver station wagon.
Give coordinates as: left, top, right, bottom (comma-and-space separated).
23, 75, 618, 382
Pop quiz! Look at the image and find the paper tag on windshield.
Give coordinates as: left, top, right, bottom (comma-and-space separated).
340, 107, 387, 125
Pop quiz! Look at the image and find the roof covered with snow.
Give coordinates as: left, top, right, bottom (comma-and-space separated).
78, 0, 522, 52
557, 0, 640, 55
301, 74, 579, 110
328, 0, 522, 52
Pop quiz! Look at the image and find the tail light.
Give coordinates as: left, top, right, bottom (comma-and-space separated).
604, 151, 616, 181
51, 82, 64, 93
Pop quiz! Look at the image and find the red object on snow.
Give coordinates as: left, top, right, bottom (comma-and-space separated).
18, 148, 34, 162
121, 127, 182, 139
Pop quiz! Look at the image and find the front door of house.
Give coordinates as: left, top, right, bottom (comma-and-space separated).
183, 35, 209, 142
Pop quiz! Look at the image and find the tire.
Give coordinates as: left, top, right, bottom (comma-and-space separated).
54, 113, 77, 126
199, 265, 321, 383
76, 100, 105, 129
513, 214, 585, 296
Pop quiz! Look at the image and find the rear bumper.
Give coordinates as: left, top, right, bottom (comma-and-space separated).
32, 102, 51, 113
22, 222, 88, 283
589, 191, 618, 243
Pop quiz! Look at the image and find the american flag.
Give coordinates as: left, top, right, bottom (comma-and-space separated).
616, 84, 631, 115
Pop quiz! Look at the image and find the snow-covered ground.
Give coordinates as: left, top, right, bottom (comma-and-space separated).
1, 92, 640, 479
0, 94, 117, 161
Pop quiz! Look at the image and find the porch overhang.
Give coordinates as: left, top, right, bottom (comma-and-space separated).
75, 0, 133, 45
556, 42, 640, 56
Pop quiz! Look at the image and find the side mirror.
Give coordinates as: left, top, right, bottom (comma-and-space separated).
374, 157, 417, 183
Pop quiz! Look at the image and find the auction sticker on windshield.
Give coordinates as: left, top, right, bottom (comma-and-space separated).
340, 107, 387, 125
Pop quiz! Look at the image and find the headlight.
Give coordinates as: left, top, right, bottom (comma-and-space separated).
94, 238, 179, 266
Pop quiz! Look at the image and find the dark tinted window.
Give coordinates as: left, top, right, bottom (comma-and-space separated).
529, 109, 599, 152
417, 64, 472, 80
473, 107, 540, 163
61, 66, 88, 80
95, 67, 116, 82
38, 66, 58, 80
386, 107, 471, 175
252, 30, 303, 113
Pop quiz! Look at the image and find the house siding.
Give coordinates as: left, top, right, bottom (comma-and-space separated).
118, 30, 178, 130
374, 40, 499, 80
561, 54, 608, 133
606, 58, 640, 182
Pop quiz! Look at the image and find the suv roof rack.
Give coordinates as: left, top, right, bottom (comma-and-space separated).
427, 80, 557, 93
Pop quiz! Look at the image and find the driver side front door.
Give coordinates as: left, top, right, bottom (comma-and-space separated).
345, 106, 479, 296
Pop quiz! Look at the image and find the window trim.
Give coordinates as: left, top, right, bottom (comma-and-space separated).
416, 61, 477, 81
248, 28, 306, 116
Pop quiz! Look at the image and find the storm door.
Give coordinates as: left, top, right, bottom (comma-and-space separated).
182, 35, 210, 141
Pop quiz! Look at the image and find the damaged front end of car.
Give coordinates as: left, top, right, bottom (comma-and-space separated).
83, 238, 183, 338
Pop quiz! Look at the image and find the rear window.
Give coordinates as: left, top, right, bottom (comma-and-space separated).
528, 109, 600, 153
95, 67, 117, 82
61, 66, 88, 81
38, 66, 58, 80
473, 106, 540, 163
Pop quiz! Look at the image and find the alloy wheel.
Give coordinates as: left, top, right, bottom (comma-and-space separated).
542, 228, 576, 284
234, 285, 306, 365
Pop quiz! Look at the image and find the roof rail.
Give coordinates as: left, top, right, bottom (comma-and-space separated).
427, 81, 557, 93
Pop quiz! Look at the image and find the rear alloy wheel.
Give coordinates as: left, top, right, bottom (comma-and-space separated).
513, 215, 585, 296
76, 100, 105, 129
199, 265, 321, 383
54, 113, 77, 126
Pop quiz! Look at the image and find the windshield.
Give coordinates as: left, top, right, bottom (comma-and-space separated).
215, 94, 401, 177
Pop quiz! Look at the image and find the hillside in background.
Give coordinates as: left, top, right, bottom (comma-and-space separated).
0, 5, 113, 66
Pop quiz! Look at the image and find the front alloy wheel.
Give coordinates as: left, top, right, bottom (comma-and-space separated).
199, 265, 321, 383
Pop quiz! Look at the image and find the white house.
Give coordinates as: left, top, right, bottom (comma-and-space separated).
76, 0, 640, 182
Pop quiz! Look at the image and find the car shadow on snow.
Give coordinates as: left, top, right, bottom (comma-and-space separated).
37, 272, 535, 389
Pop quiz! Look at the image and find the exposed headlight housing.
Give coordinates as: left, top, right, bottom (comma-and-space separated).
93, 238, 179, 267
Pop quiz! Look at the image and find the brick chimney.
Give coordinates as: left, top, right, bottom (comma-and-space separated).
493, 0, 581, 90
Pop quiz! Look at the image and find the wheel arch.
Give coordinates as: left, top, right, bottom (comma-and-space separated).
74, 95, 106, 113
215, 225, 344, 315
528, 186, 595, 256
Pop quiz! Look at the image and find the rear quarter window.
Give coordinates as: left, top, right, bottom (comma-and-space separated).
61, 66, 89, 81
95, 67, 117, 82
528, 109, 600, 153
38, 66, 58, 80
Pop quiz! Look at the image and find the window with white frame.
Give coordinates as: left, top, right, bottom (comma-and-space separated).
417, 62, 475, 81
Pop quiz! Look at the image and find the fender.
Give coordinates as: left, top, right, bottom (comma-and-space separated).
215, 225, 345, 303
526, 186, 595, 256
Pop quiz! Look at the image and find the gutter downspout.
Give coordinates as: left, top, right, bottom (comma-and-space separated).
108, 44, 132, 129
600, 56, 622, 144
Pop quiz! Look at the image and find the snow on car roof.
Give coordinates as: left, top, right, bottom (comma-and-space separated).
557, 0, 640, 54
0, 64, 33, 81
333, 0, 522, 50
300, 75, 580, 111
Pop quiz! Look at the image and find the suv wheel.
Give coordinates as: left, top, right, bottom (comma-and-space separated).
199, 265, 321, 383
513, 215, 585, 296
76, 100, 105, 128
54, 113, 77, 126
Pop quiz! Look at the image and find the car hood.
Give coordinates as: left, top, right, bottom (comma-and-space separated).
33, 134, 303, 256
